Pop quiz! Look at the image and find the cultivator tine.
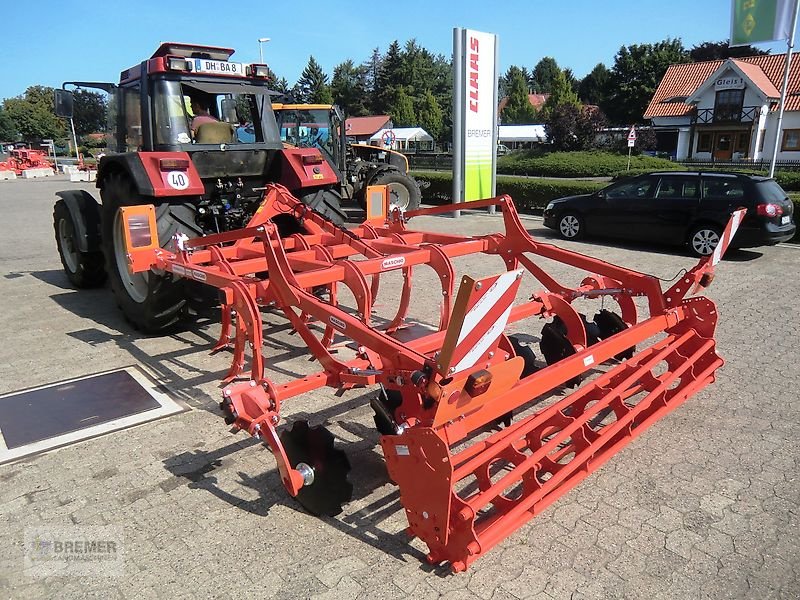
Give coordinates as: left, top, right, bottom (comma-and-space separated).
126, 186, 737, 571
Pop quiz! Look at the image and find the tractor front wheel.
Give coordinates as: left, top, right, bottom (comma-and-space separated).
100, 173, 201, 333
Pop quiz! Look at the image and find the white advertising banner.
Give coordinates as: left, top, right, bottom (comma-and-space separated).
453, 28, 498, 202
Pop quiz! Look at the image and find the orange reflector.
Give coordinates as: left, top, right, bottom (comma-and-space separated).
159, 158, 190, 171
465, 369, 493, 397
119, 205, 158, 273
301, 153, 324, 165
128, 215, 153, 247
365, 184, 388, 223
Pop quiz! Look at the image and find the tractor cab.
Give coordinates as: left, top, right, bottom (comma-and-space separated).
109, 42, 283, 154
272, 103, 347, 173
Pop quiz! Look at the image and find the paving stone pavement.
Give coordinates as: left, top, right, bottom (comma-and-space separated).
0, 177, 797, 599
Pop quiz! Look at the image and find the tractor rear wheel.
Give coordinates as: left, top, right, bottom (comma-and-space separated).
100, 173, 202, 333
297, 187, 347, 226
53, 200, 106, 288
368, 170, 422, 213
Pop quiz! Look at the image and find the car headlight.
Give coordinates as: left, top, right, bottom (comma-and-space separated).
545, 202, 555, 211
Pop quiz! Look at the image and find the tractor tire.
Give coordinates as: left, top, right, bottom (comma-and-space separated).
297, 187, 347, 226
53, 199, 107, 288
368, 170, 422, 212
100, 173, 202, 333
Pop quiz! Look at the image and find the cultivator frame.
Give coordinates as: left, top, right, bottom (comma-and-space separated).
122, 184, 742, 571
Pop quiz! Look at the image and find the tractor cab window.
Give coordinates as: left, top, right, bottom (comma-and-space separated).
121, 84, 142, 152
151, 80, 280, 147
275, 109, 334, 158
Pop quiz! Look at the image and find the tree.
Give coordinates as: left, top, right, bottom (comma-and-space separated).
362, 47, 383, 113
501, 67, 537, 124
542, 69, 580, 119
331, 60, 368, 117
376, 41, 404, 113
689, 40, 769, 62
0, 107, 17, 142
272, 77, 291, 97
3, 86, 66, 142
603, 38, 689, 125
389, 86, 416, 126
545, 104, 607, 151
295, 56, 332, 104
531, 57, 561, 94
578, 63, 611, 105
416, 90, 443, 139
73, 90, 107, 136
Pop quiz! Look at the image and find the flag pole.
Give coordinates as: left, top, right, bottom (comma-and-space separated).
769, 0, 800, 178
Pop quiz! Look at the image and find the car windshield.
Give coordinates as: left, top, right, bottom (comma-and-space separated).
152, 80, 280, 146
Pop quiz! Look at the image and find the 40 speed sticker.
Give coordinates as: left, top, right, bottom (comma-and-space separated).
166, 171, 190, 190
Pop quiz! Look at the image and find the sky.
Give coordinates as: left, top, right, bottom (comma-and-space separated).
1, 0, 797, 102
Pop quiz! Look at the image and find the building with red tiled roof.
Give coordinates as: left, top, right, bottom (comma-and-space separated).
344, 115, 392, 142
498, 93, 549, 117
645, 54, 800, 161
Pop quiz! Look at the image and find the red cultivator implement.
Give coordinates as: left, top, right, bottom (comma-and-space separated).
121, 185, 743, 572
0, 148, 53, 175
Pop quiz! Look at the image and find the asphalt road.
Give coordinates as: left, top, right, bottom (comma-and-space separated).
0, 176, 797, 599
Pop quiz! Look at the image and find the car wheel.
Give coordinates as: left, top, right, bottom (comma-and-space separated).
688, 224, 722, 257
558, 213, 584, 240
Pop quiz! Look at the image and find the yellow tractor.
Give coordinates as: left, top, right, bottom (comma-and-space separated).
272, 103, 422, 212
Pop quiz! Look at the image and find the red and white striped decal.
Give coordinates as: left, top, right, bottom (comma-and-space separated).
711, 208, 747, 266
437, 269, 523, 375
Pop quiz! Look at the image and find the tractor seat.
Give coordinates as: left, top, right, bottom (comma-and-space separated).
195, 122, 235, 144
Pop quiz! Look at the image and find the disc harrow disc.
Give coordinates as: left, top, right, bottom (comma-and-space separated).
509, 334, 539, 378
539, 321, 581, 387
279, 420, 353, 517
593, 309, 635, 360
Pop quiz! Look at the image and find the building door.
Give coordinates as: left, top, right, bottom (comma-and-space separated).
713, 132, 733, 160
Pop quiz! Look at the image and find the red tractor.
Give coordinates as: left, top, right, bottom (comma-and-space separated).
0, 146, 53, 174
53, 42, 347, 332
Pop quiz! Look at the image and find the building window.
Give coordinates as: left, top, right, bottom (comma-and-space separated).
781, 129, 800, 151
735, 132, 750, 154
759, 129, 766, 152
697, 133, 712, 152
714, 89, 744, 121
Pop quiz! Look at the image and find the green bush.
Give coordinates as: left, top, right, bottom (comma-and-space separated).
496, 150, 678, 178
412, 171, 604, 212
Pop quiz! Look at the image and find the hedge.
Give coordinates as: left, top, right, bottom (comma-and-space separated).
411, 171, 604, 212
496, 150, 678, 178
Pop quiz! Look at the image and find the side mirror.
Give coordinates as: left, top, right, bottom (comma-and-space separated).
54, 89, 74, 119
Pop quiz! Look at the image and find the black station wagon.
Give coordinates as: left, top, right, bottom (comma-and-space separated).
543, 171, 796, 256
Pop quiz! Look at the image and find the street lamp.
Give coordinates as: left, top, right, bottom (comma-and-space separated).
258, 37, 271, 64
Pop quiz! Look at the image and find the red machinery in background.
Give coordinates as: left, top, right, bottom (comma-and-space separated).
120, 184, 744, 572
0, 147, 53, 175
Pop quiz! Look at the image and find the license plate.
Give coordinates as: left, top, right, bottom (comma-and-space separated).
192, 59, 245, 76
782, 215, 791, 225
